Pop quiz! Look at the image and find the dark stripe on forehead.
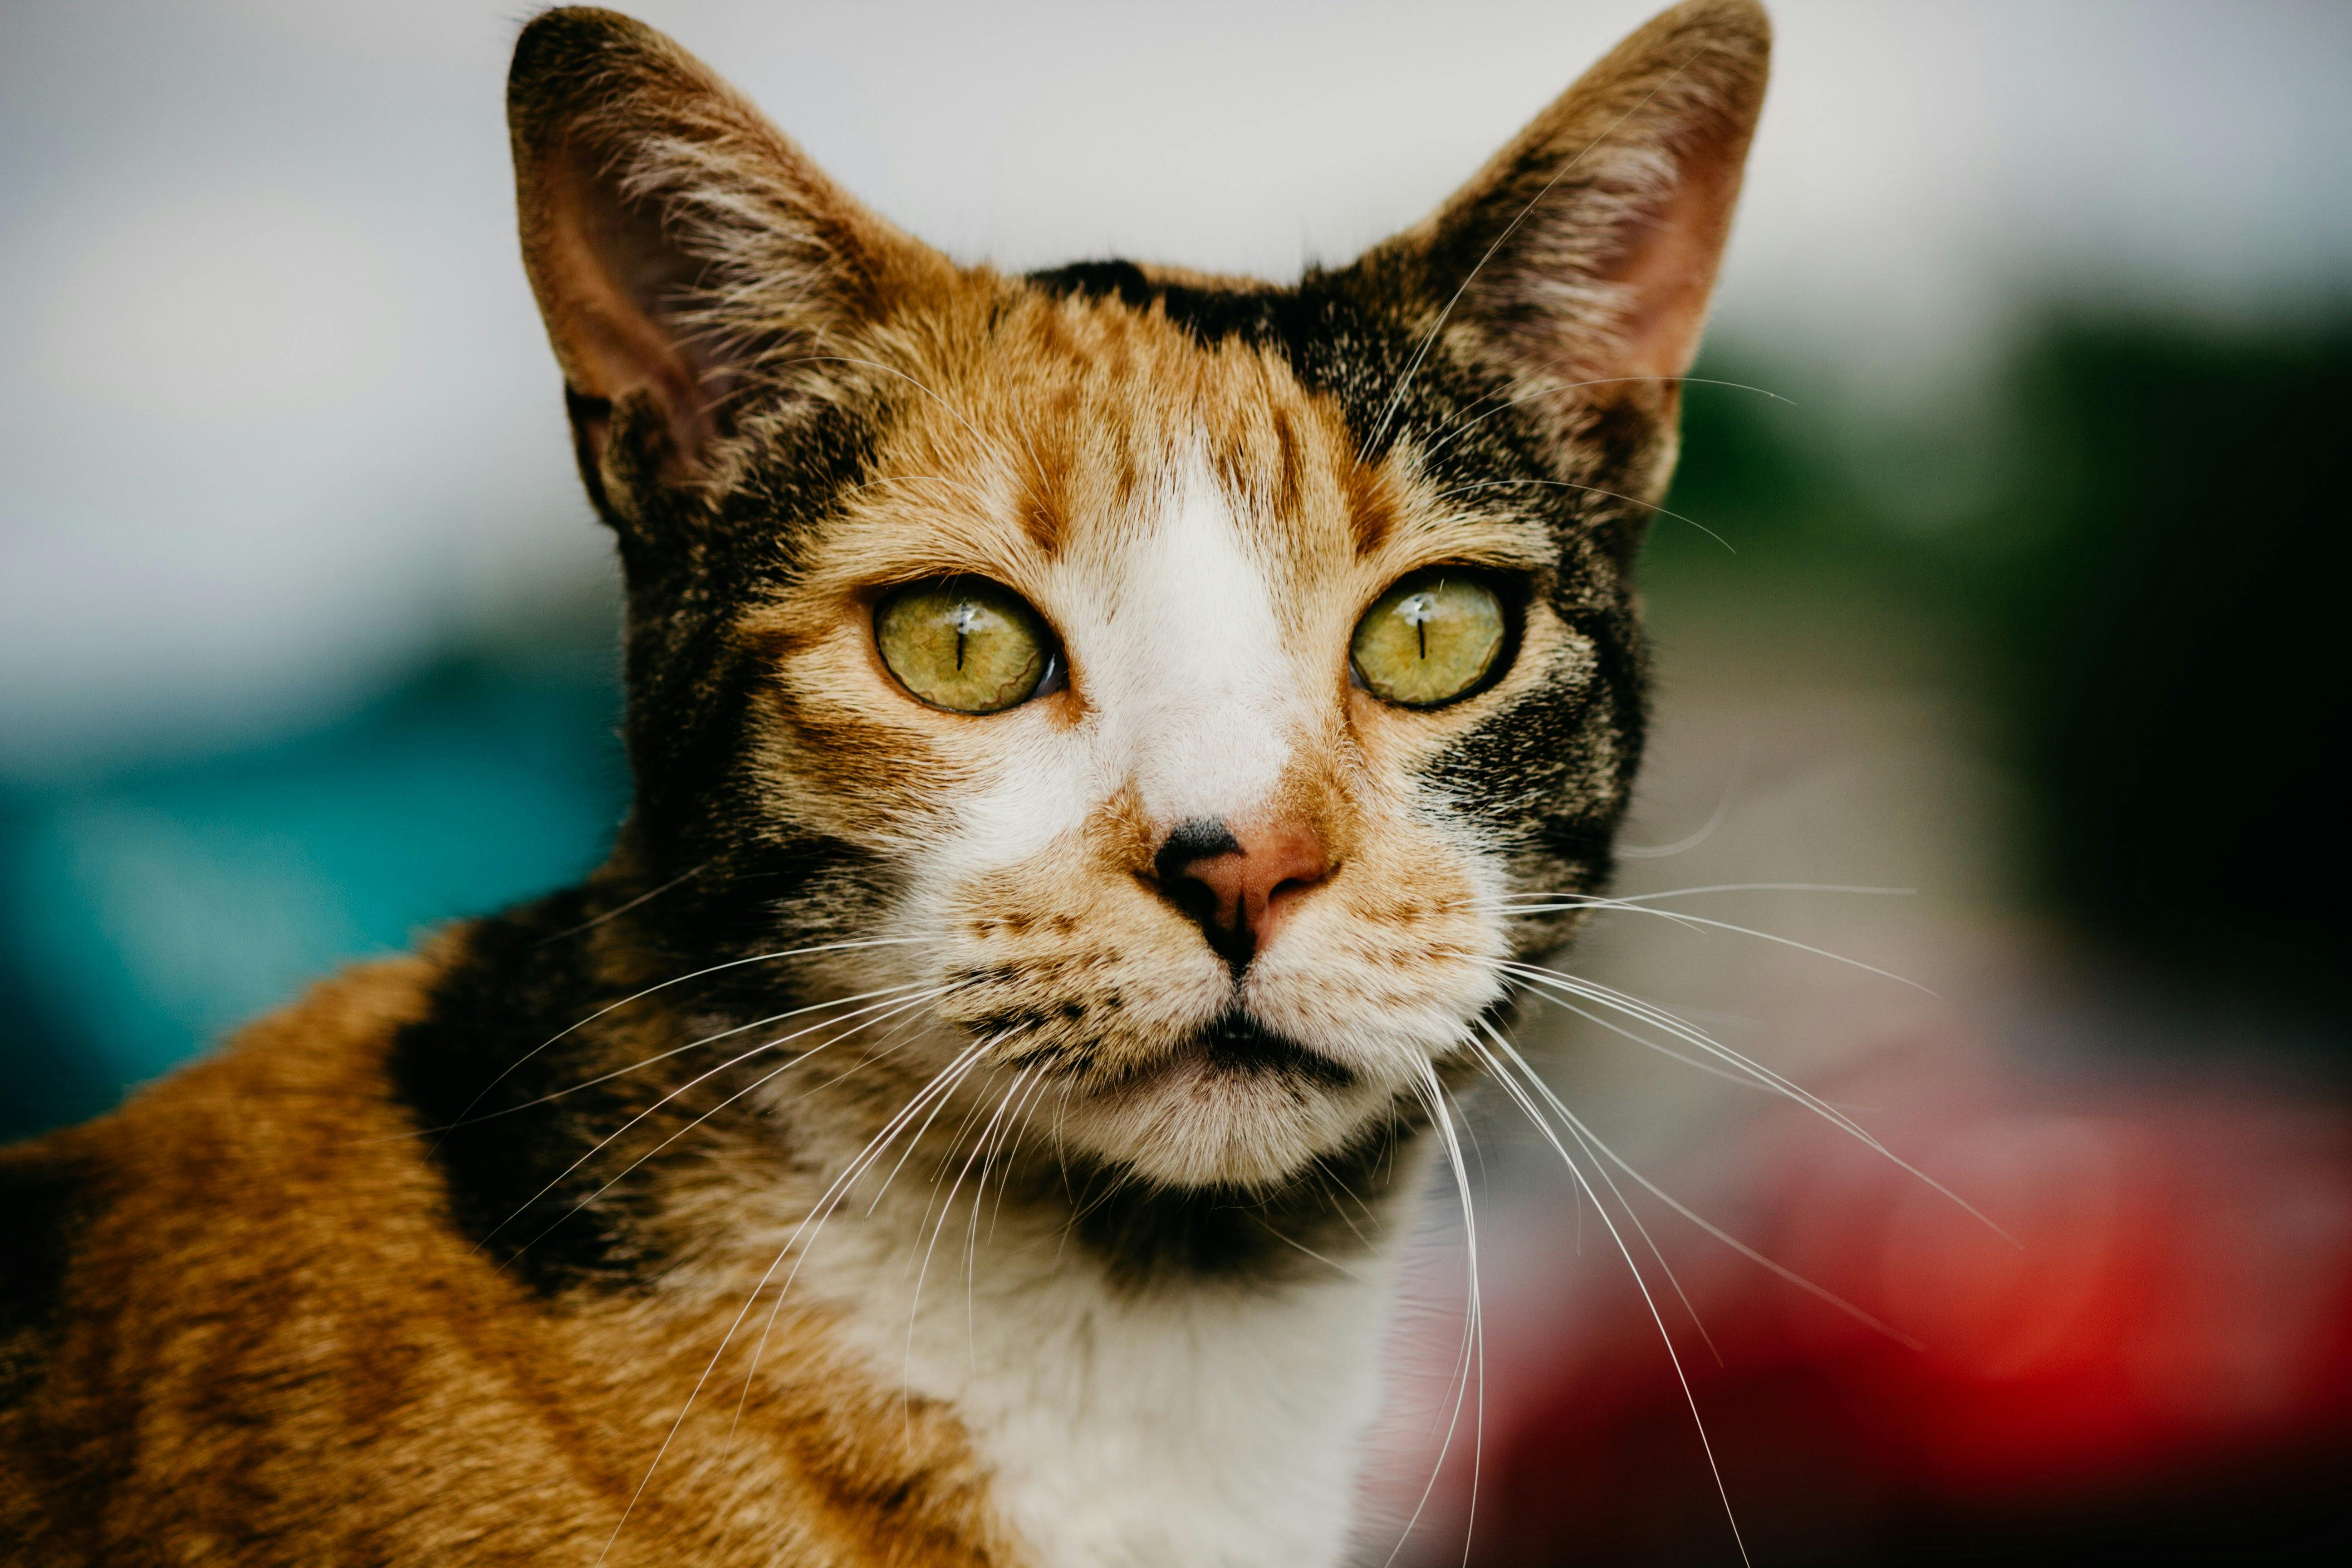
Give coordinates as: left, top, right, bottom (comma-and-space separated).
1027, 261, 1296, 350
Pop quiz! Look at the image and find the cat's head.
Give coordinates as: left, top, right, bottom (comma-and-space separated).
509, 2, 1768, 1194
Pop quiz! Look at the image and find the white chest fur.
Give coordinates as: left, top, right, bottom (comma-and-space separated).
794, 1180, 1413, 1568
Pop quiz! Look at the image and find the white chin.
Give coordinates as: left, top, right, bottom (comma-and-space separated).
1064, 1054, 1381, 1190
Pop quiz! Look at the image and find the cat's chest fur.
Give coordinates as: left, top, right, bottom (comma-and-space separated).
784, 1170, 1421, 1568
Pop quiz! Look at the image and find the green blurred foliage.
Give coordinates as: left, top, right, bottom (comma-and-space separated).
1655, 314, 2352, 1016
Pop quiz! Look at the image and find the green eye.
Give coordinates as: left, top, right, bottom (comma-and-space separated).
875, 578, 1057, 713
1350, 572, 1508, 708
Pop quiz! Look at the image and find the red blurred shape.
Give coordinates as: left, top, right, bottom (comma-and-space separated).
1456, 1056, 2352, 1565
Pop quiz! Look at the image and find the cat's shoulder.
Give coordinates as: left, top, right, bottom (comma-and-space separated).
0, 941, 452, 1378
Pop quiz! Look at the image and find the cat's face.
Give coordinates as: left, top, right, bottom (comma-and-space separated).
734, 279, 1609, 1187
510, 2, 1766, 1193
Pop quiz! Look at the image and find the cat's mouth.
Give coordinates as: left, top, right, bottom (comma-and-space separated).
1173, 1009, 1357, 1090
1034, 1000, 1402, 1188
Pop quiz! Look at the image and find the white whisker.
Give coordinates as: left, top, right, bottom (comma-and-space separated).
905, 1066, 1031, 1439
1482, 1026, 1919, 1349
534, 862, 708, 945
1381, 1060, 1484, 1568
600, 1036, 994, 1566
1414, 373, 1791, 471
1495, 897, 1936, 995
1464, 1029, 1751, 1567
1504, 962, 2014, 1243
1478, 1024, 1718, 1362
414, 980, 935, 1137
1485, 881, 1916, 904
1431, 475, 1734, 552
1252, 1215, 1367, 1282
447, 934, 926, 1133
1504, 974, 1786, 1092
1617, 736, 1751, 858
729, 1039, 998, 1438
964, 1065, 1044, 1368
486, 985, 955, 1251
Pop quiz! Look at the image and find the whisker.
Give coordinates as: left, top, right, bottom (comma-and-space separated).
906, 1062, 1009, 1264
1503, 963, 2014, 1243
1464, 1030, 1752, 1567
1413, 373, 1792, 471
1495, 898, 1936, 995
1504, 976, 1786, 1092
962, 1067, 1037, 1367
906, 1066, 1032, 1439
1432, 1072, 1487, 1568
1252, 1215, 1367, 1282
1505, 963, 1876, 1135
1308, 1159, 1380, 1254
483, 985, 956, 1251
765, 1002, 950, 1113
865, 1049, 995, 1220
1484, 882, 1916, 904
405, 980, 936, 1138
1617, 735, 1752, 858
1476, 1025, 1718, 1363
1382, 1060, 1484, 1568
1481, 1026, 1919, 1348
534, 862, 708, 946
985, 1067, 1056, 1244
606, 1039, 995, 1562
446, 934, 926, 1134
1431, 476, 1734, 552
1480, 892, 1714, 936
729, 1039, 997, 1439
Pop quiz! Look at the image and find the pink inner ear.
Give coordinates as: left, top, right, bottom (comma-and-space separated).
1601, 161, 1737, 386
537, 138, 717, 475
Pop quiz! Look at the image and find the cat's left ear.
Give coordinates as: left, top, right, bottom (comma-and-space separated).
1361, 0, 1769, 448
508, 8, 952, 521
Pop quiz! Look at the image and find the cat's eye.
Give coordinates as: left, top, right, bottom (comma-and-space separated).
1350, 571, 1509, 708
875, 578, 1059, 714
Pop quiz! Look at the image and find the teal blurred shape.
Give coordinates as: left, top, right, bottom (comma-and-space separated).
0, 647, 627, 1139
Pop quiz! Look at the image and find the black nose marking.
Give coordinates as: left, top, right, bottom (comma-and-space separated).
1152, 817, 1249, 973
1153, 817, 1241, 884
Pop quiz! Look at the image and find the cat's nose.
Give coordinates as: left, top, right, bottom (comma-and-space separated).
1152, 815, 1331, 974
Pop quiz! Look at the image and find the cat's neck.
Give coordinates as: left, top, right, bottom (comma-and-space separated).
786, 1138, 1430, 1568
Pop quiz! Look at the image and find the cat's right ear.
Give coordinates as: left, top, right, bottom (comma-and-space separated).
508, 7, 950, 523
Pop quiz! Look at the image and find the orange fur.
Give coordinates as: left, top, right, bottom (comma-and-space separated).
0, 944, 1011, 1567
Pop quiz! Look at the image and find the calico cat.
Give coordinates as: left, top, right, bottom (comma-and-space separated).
0, 3, 1768, 1563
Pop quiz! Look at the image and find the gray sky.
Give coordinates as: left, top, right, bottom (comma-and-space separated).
4, 0, 2348, 772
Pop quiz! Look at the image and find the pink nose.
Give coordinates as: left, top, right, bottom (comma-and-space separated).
1152, 815, 1332, 972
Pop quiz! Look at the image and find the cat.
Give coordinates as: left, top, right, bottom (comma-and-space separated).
0, 3, 1767, 1563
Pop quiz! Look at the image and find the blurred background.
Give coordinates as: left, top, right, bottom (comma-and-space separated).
4, 2, 2348, 1563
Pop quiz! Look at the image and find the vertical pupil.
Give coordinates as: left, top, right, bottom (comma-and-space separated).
951, 600, 981, 671
1399, 591, 1437, 660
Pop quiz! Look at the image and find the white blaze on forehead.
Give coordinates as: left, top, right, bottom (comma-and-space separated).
923, 453, 1306, 881
1085, 453, 1299, 828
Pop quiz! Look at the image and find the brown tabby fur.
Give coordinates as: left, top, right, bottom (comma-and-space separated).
0, 2, 1768, 1561
0, 952, 1011, 1566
